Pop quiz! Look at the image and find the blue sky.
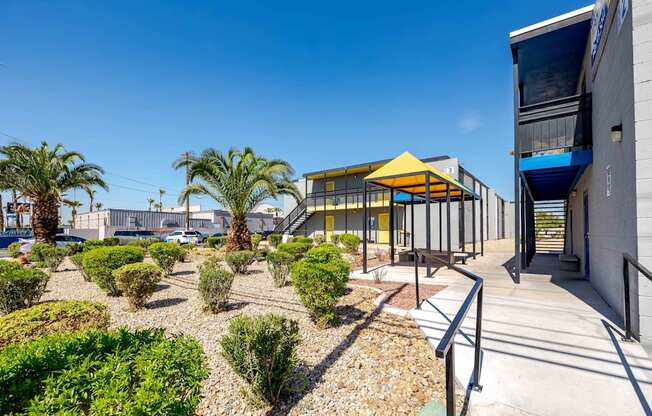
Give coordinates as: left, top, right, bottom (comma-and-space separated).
0, 0, 591, 218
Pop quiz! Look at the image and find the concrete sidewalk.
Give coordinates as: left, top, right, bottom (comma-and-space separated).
365, 252, 652, 415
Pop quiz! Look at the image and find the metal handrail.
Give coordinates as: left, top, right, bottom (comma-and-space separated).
415, 251, 483, 416
273, 198, 307, 233
623, 252, 652, 341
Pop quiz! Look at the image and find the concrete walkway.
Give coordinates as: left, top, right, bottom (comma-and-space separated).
357, 252, 652, 416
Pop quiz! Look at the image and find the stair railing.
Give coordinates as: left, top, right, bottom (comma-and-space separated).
623, 252, 652, 342
273, 198, 307, 233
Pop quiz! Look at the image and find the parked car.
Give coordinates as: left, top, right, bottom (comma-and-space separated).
165, 230, 203, 245
112, 230, 160, 245
18, 234, 86, 254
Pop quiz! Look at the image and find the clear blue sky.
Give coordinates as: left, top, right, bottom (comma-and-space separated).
0, 0, 591, 218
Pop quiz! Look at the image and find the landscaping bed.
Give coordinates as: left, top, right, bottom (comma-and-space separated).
41, 257, 450, 415
349, 280, 447, 310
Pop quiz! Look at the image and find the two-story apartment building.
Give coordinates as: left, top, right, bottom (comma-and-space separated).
279, 155, 512, 251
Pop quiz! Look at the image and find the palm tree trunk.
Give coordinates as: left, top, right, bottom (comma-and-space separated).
32, 196, 59, 244
227, 214, 252, 251
12, 190, 20, 228
90, 195, 94, 212
0, 193, 4, 232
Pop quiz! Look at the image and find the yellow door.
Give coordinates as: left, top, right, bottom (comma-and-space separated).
325, 215, 335, 242
326, 181, 335, 193
378, 213, 389, 244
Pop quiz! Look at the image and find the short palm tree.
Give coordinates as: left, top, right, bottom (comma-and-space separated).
94, 202, 103, 211
153, 202, 162, 212
65, 200, 83, 228
158, 188, 165, 210
174, 147, 300, 250
0, 142, 107, 243
147, 197, 155, 211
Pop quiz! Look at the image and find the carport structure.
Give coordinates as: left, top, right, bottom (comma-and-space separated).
361, 151, 481, 277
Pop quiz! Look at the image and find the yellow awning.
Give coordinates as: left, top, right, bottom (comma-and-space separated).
364, 151, 475, 197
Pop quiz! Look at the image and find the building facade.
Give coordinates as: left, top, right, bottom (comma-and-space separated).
279, 155, 513, 250
510, 1, 652, 343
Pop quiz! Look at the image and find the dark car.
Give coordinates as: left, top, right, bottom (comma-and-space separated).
112, 230, 159, 245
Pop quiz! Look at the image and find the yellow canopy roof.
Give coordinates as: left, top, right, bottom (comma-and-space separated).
364, 151, 475, 198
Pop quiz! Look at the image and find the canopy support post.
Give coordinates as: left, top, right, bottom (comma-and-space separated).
410, 194, 415, 254
363, 181, 368, 274
426, 173, 432, 277
480, 184, 484, 256
461, 193, 466, 260
472, 180, 477, 260
446, 183, 452, 265
389, 188, 395, 266
439, 201, 443, 252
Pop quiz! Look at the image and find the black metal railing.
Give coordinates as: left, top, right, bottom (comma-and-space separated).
518, 93, 592, 156
415, 251, 483, 416
305, 187, 391, 211
623, 252, 652, 341
273, 198, 308, 233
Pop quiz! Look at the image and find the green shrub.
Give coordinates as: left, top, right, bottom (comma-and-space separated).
206, 236, 227, 248
40, 246, 66, 272
127, 237, 159, 251
221, 314, 300, 404
225, 250, 255, 274
251, 233, 263, 249
148, 242, 184, 275
277, 242, 311, 260
198, 258, 234, 312
82, 246, 144, 296
292, 236, 313, 245
268, 233, 282, 247
339, 233, 361, 253
28, 242, 50, 263
331, 234, 341, 245
266, 251, 294, 287
114, 263, 163, 310
70, 252, 91, 281
7, 242, 21, 259
0, 267, 49, 314
103, 237, 120, 246
0, 260, 21, 275
0, 327, 208, 415
0, 300, 109, 348
83, 239, 106, 251
64, 242, 83, 256
291, 246, 350, 327
313, 234, 325, 245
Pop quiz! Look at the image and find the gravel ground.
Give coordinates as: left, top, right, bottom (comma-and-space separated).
42, 256, 453, 415
348, 279, 447, 309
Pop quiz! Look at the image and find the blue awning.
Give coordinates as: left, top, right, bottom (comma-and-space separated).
519, 150, 592, 200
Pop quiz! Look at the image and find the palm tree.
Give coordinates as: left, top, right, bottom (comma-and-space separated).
65, 200, 83, 228
153, 202, 162, 212
158, 189, 165, 211
265, 206, 282, 217
87, 189, 96, 212
0, 142, 107, 243
174, 147, 300, 250
147, 197, 155, 211
94, 202, 103, 211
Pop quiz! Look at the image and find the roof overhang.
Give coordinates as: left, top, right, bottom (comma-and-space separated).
510, 5, 594, 45
303, 155, 450, 180
520, 150, 593, 200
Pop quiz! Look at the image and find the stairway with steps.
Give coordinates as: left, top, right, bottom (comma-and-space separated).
534, 200, 566, 254
273, 198, 314, 235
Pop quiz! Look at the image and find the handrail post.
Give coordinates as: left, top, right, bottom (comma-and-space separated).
472, 284, 483, 391
446, 345, 455, 416
623, 256, 633, 342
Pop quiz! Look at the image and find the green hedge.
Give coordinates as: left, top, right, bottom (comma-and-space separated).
126, 237, 160, 251
292, 236, 313, 245
40, 246, 66, 272
266, 251, 294, 288
148, 242, 184, 275
28, 243, 50, 263
0, 300, 109, 348
277, 242, 311, 260
0, 267, 49, 314
83, 239, 106, 252
268, 233, 282, 247
103, 237, 120, 246
0, 327, 208, 415
114, 263, 163, 310
82, 246, 144, 296
7, 242, 21, 259
198, 258, 234, 313
206, 236, 227, 249
339, 233, 361, 253
225, 250, 255, 274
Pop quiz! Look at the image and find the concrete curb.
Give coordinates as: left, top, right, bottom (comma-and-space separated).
347, 283, 411, 318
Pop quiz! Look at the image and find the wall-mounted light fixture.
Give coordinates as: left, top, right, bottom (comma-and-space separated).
571, 190, 577, 198
611, 124, 623, 143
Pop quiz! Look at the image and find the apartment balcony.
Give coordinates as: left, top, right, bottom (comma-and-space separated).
305, 188, 391, 213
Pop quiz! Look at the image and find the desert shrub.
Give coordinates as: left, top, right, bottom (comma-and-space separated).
83, 239, 106, 251
70, 252, 91, 281
82, 246, 144, 296
207, 236, 227, 248
225, 250, 255, 274
313, 234, 325, 245
103, 237, 120, 246
127, 237, 159, 251
7, 242, 21, 259
198, 258, 234, 312
266, 250, 294, 288
0, 267, 49, 314
28, 242, 50, 263
268, 233, 282, 247
114, 263, 163, 310
221, 314, 300, 404
0, 260, 21, 275
277, 242, 311, 261
331, 234, 341, 245
251, 233, 263, 249
148, 242, 184, 275
291, 246, 350, 327
0, 327, 208, 415
0, 300, 109, 348
292, 236, 313, 245
339, 233, 361, 253
40, 246, 66, 272
64, 242, 83, 256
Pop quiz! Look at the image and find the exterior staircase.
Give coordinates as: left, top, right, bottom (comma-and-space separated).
273, 198, 313, 235
534, 200, 566, 254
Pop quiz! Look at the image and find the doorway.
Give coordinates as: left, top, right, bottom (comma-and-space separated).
325, 215, 334, 242
378, 213, 389, 244
583, 192, 590, 277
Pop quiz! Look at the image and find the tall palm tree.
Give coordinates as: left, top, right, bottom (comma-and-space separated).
94, 202, 103, 211
147, 197, 155, 211
87, 189, 96, 212
158, 189, 165, 211
0, 142, 107, 243
174, 147, 300, 250
65, 200, 83, 228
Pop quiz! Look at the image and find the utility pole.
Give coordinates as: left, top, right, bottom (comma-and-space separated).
183, 151, 191, 230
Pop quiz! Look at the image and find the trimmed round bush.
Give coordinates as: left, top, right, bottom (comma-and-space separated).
82, 246, 145, 296
7, 242, 21, 259
268, 233, 282, 247
0, 267, 49, 314
331, 234, 341, 245
313, 234, 325, 245
0, 327, 208, 415
70, 252, 91, 281
28, 242, 50, 263
251, 233, 263, 249
126, 237, 159, 251
292, 236, 313, 245
83, 239, 106, 251
0, 260, 21, 275
291, 245, 350, 327
206, 236, 227, 249
198, 258, 234, 312
221, 314, 300, 404
114, 263, 163, 310
277, 241, 311, 260
339, 233, 361, 253
225, 250, 255, 274
266, 250, 294, 287
0, 300, 109, 348
103, 237, 119, 246
40, 246, 66, 272
148, 242, 184, 275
